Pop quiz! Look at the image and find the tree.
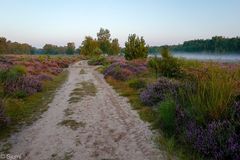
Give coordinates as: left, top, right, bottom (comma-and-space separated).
43, 44, 59, 54
80, 36, 101, 56
66, 42, 75, 55
124, 34, 148, 60
97, 28, 111, 41
109, 38, 120, 55
97, 28, 111, 54
0, 37, 8, 54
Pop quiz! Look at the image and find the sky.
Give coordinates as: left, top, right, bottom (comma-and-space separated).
0, 0, 239, 48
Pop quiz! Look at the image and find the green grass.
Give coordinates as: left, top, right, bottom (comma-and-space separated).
0, 71, 69, 140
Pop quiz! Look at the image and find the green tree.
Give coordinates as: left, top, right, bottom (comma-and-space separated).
43, 44, 59, 54
97, 28, 111, 54
66, 42, 75, 55
0, 37, 8, 54
109, 38, 120, 55
80, 36, 101, 56
124, 34, 148, 60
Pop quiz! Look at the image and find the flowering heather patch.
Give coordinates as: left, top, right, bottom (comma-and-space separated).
4, 76, 42, 96
103, 61, 147, 80
140, 77, 180, 106
185, 120, 240, 160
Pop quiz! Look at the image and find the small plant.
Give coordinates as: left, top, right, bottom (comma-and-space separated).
128, 79, 146, 90
0, 99, 10, 128
159, 47, 182, 78
88, 55, 108, 66
154, 98, 176, 136
0, 65, 26, 82
140, 77, 180, 106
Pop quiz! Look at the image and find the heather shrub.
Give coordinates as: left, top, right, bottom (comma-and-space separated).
154, 97, 176, 136
4, 76, 42, 97
104, 61, 147, 80
185, 120, 239, 160
128, 79, 146, 90
0, 65, 26, 82
140, 77, 180, 106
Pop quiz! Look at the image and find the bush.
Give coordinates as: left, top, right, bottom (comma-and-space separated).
147, 48, 182, 78
4, 76, 42, 97
88, 56, 108, 66
0, 99, 10, 128
0, 65, 26, 82
104, 61, 147, 80
128, 79, 146, 90
185, 120, 239, 160
140, 77, 180, 106
154, 98, 176, 136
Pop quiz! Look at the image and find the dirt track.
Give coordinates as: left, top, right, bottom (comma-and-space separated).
0, 61, 165, 160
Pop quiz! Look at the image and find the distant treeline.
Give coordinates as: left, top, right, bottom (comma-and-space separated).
148, 36, 240, 54
0, 28, 120, 55
0, 37, 33, 54
0, 37, 76, 55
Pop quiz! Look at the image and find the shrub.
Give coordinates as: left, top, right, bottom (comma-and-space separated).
154, 98, 176, 136
140, 77, 180, 106
128, 79, 146, 90
4, 76, 42, 97
0, 65, 26, 82
185, 120, 239, 160
0, 99, 10, 128
159, 48, 182, 78
88, 56, 108, 66
104, 61, 147, 80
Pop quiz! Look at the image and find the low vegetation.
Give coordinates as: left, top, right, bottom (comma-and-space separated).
0, 55, 79, 139
95, 48, 240, 160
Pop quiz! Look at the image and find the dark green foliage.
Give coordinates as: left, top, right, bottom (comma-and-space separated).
124, 34, 148, 60
0, 37, 8, 54
66, 42, 75, 55
171, 36, 240, 53
97, 28, 120, 55
80, 36, 101, 56
0, 65, 26, 82
148, 48, 182, 78
0, 37, 32, 55
148, 56, 161, 79
88, 56, 108, 66
0, 99, 10, 128
128, 79, 146, 90
154, 98, 176, 136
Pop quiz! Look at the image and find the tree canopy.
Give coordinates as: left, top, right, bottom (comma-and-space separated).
170, 36, 240, 53
124, 34, 148, 60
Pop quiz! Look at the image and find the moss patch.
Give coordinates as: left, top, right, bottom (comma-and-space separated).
68, 81, 97, 104
58, 119, 86, 130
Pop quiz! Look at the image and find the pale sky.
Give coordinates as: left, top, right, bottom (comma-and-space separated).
0, 0, 239, 48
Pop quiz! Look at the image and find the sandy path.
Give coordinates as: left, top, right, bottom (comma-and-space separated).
0, 61, 165, 160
